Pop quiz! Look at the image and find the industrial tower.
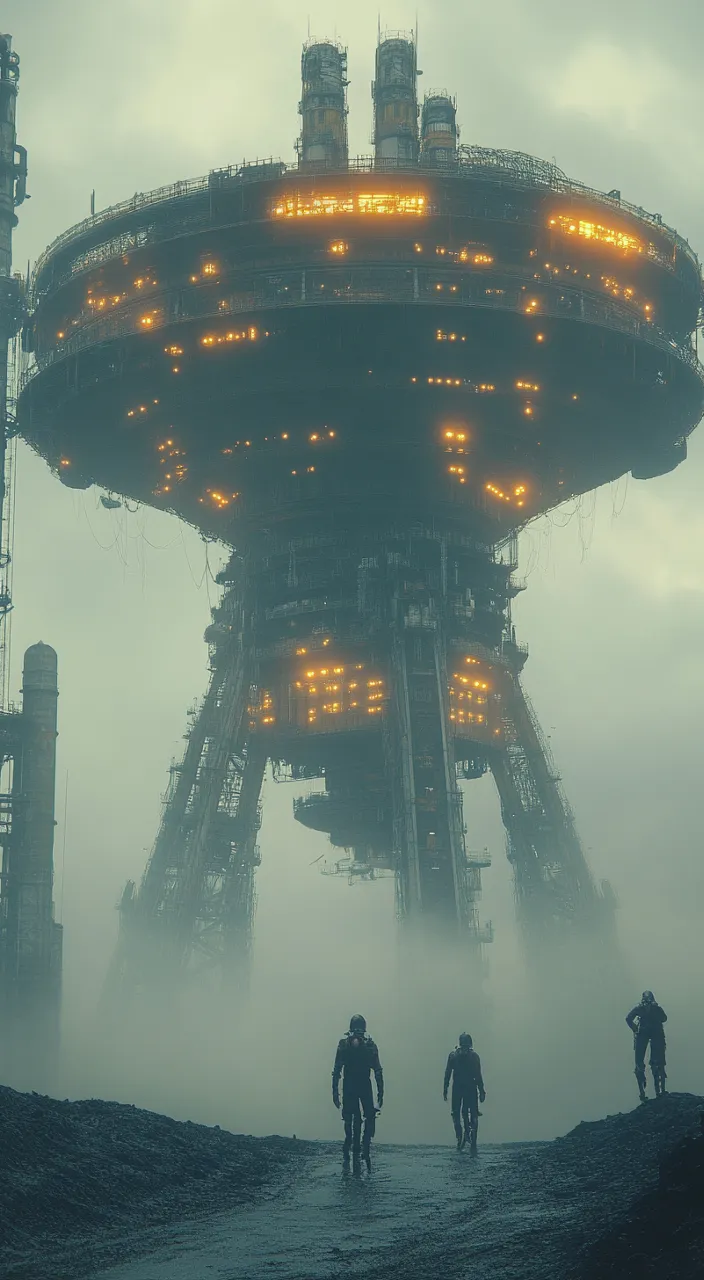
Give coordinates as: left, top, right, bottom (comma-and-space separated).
17, 35, 703, 993
0, 35, 62, 1080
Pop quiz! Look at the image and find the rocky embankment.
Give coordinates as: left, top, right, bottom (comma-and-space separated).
0, 1085, 312, 1278
577, 1100, 704, 1278
0, 1085, 702, 1280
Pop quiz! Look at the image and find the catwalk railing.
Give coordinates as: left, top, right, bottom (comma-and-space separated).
20, 264, 704, 392
30, 148, 699, 301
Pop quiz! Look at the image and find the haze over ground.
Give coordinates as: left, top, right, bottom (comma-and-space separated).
3, 0, 704, 1144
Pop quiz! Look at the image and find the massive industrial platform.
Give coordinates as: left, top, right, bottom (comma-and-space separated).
17, 36, 704, 989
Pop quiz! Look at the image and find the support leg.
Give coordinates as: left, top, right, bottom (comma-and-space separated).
389, 618, 478, 933
490, 669, 606, 937
220, 741, 267, 989
104, 593, 256, 999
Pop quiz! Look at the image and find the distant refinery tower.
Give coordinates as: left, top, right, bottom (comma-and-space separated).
298, 41, 348, 170
0, 37, 62, 1081
420, 92, 458, 166
18, 36, 703, 994
373, 33, 420, 164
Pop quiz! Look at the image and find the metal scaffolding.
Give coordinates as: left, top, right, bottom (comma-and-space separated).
107, 592, 263, 996
0, 37, 63, 1085
107, 519, 614, 998
491, 669, 603, 932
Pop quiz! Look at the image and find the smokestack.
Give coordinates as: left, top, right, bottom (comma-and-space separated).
298, 41, 349, 170
1, 643, 62, 1085
420, 93, 458, 167
372, 34, 419, 166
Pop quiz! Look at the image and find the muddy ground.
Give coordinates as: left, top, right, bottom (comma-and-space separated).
0, 1085, 701, 1279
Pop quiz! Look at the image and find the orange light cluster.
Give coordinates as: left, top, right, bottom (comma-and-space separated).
197, 488, 240, 509
272, 192, 427, 218
449, 658, 499, 737
201, 327, 258, 346
486, 481, 527, 508
249, 689, 276, 728
443, 428, 469, 453
459, 249, 494, 265
86, 290, 127, 312
601, 274, 635, 301
290, 663, 386, 731
435, 246, 493, 265
295, 637, 331, 656
549, 214, 644, 254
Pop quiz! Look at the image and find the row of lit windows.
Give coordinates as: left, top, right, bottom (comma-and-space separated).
272, 192, 428, 218
452, 671, 491, 691
52, 200, 665, 344
54, 267, 656, 350
200, 327, 261, 346
418, 377, 496, 391
549, 214, 644, 255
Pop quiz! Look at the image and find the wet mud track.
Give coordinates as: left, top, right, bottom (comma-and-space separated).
97, 1140, 582, 1280
4, 1092, 702, 1279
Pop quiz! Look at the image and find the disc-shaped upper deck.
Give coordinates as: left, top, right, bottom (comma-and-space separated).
18, 150, 704, 543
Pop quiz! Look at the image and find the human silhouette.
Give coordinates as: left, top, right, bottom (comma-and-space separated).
626, 990, 667, 1101
332, 1013, 384, 1172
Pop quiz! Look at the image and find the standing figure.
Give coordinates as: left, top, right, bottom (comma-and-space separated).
332, 1013, 384, 1173
443, 1032, 486, 1152
626, 990, 667, 1102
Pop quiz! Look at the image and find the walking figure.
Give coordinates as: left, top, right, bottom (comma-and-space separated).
332, 1014, 383, 1173
626, 990, 667, 1102
443, 1032, 485, 1152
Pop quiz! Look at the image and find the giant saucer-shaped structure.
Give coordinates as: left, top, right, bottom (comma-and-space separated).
17, 51, 704, 978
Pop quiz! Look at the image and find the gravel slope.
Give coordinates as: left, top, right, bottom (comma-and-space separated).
0, 1086, 313, 1279
577, 1106, 704, 1278
0, 1086, 701, 1280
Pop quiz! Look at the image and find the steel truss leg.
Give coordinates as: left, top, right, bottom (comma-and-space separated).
490, 670, 606, 935
106, 614, 265, 998
218, 740, 266, 989
389, 616, 480, 937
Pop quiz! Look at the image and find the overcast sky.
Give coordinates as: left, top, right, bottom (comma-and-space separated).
3, 0, 704, 1141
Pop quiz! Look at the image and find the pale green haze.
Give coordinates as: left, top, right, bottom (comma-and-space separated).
4, 0, 704, 1143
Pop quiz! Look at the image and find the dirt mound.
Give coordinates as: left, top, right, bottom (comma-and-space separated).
577, 1105, 704, 1278
550, 1092, 704, 1276
353, 1093, 704, 1280
0, 1085, 313, 1279
1, 1086, 701, 1280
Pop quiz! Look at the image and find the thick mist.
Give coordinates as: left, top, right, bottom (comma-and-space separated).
4, 0, 704, 1145
8, 445, 704, 1144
